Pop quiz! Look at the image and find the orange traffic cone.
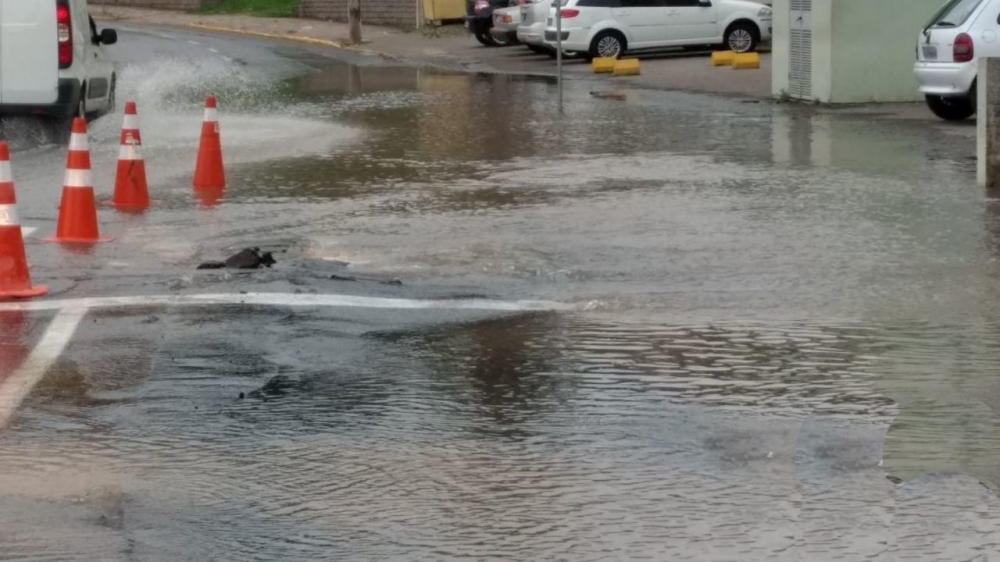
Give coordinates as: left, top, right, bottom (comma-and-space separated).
47, 118, 110, 244
193, 95, 225, 191
113, 101, 149, 212
0, 142, 47, 299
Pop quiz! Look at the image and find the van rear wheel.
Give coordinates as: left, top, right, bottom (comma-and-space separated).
925, 94, 976, 121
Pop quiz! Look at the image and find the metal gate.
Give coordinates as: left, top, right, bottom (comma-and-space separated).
788, 0, 812, 100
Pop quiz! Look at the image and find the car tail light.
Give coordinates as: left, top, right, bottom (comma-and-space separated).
558, 8, 579, 17
57, 1, 72, 69
954, 33, 974, 63
474, 0, 489, 13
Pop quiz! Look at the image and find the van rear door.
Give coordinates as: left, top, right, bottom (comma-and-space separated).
0, 0, 59, 104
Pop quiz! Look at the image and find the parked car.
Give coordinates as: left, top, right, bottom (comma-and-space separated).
542, 0, 771, 61
519, 0, 555, 54
913, 0, 992, 121
491, 5, 522, 45
466, 0, 517, 46
0, 0, 117, 125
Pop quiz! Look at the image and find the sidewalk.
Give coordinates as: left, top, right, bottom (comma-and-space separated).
94, 6, 772, 98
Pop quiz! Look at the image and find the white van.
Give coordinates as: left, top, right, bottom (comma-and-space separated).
0, 0, 117, 123
914, 0, 995, 121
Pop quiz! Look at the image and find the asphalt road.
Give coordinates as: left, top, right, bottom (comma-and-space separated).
1, 24, 1000, 562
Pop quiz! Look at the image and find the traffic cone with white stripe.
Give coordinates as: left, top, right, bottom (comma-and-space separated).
193, 95, 225, 192
113, 101, 149, 212
47, 118, 109, 244
0, 142, 47, 299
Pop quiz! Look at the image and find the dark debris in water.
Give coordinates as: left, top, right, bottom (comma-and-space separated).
197, 248, 277, 270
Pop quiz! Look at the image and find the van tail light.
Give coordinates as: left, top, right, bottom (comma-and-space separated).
954, 33, 974, 63
57, 1, 72, 69
474, 0, 489, 13
558, 8, 579, 17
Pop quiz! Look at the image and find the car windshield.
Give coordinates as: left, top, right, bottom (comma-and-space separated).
925, 0, 984, 27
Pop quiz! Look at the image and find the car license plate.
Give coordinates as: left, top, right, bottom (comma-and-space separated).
547, 17, 552, 25
922, 45, 937, 60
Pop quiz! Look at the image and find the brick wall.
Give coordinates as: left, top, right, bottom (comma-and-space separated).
90, 0, 218, 10
299, 0, 418, 29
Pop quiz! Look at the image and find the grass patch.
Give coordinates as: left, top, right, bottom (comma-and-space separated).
196, 0, 298, 18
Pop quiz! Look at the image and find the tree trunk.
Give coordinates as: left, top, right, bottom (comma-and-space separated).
348, 0, 362, 45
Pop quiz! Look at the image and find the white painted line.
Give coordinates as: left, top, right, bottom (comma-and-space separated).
209, 48, 219, 53
0, 308, 85, 429
188, 40, 199, 45
20, 227, 36, 237
0, 292, 570, 313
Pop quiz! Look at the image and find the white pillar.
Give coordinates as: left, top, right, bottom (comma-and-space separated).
978, 58, 1000, 190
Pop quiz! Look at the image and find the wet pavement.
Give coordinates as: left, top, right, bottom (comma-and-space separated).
1, 24, 999, 562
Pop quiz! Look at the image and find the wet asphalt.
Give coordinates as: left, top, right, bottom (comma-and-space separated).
1, 24, 1000, 561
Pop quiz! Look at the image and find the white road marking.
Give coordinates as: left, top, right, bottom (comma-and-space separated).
20, 227, 36, 237
188, 40, 199, 45
0, 308, 85, 429
209, 48, 219, 53
0, 292, 569, 313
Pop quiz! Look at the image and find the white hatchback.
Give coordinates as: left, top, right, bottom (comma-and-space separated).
913, 0, 996, 121
542, 0, 771, 60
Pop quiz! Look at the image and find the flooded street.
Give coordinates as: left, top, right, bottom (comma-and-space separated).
2, 25, 1000, 561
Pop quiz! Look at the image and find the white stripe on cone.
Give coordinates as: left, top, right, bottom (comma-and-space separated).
122, 114, 140, 130
0, 162, 12, 183
203, 107, 218, 122
68, 133, 89, 151
118, 144, 143, 161
0, 203, 20, 227
0, 205, 21, 226
63, 169, 93, 188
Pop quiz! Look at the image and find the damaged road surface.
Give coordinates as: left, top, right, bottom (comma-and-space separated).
1, 21, 1000, 562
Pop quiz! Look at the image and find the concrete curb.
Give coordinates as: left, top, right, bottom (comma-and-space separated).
185, 22, 345, 49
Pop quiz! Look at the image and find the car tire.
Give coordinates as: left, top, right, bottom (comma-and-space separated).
475, 30, 493, 46
724, 21, 759, 53
589, 30, 626, 59
491, 31, 513, 47
925, 94, 976, 121
545, 47, 578, 60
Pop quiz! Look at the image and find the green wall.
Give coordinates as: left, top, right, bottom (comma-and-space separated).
830, 0, 946, 103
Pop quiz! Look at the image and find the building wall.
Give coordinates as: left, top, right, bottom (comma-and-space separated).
90, 0, 215, 9
828, 0, 942, 103
299, 0, 420, 28
774, 0, 944, 103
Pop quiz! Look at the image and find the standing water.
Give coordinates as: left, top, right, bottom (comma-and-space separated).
0, 26, 998, 561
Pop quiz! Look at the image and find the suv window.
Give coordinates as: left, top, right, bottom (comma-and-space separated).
665, 0, 699, 5
578, 0, 621, 6
622, 0, 664, 6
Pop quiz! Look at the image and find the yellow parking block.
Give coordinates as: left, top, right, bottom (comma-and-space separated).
592, 57, 616, 74
711, 50, 736, 66
732, 52, 760, 69
613, 58, 640, 76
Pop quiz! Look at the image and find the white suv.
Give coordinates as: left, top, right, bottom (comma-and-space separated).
913, 0, 995, 121
543, 0, 771, 60
0, 0, 117, 124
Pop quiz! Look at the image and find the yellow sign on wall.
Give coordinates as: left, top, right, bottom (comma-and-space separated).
423, 0, 465, 22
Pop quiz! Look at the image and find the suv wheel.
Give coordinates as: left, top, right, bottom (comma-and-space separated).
925, 94, 976, 121
590, 30, 626, 59
725, 22, 759, 53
